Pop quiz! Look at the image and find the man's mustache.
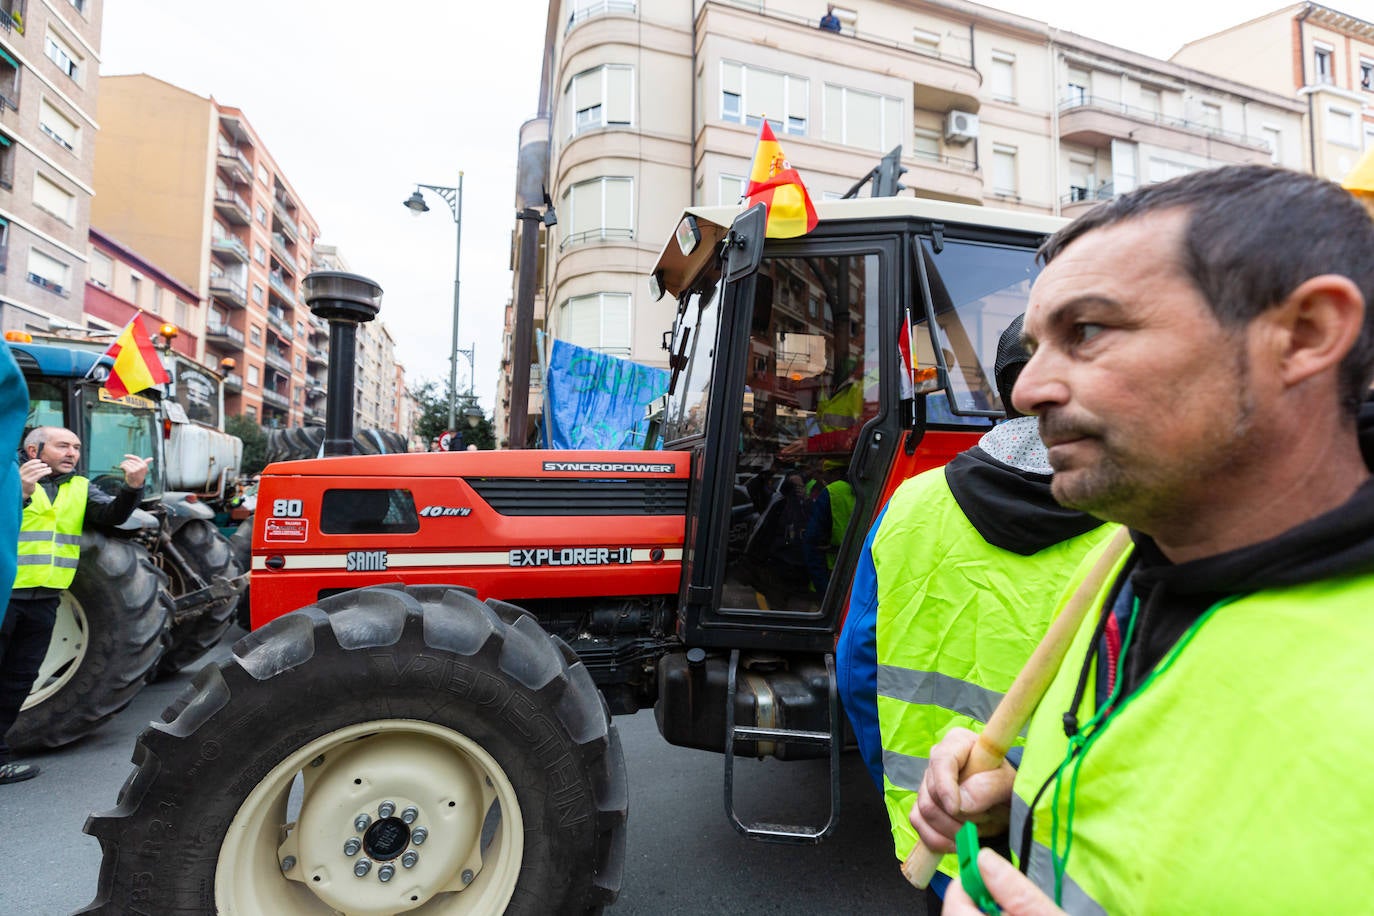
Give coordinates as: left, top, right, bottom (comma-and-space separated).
1038, 411, 1106, 447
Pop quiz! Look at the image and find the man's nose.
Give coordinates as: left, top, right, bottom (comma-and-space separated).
1011, 351, 1067, 416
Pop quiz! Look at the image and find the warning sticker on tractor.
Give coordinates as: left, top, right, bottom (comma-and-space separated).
264, 518, 309, 542
509, 547, 634, 567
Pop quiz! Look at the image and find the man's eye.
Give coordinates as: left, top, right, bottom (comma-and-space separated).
1076, 323, 1105, 343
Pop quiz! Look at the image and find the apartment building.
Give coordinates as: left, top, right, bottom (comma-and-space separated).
91, 74, 319, 428
0, 0, 102, 335
1172, 3, 1374, 180
85, 227, 198, 359
496, 0, 1303, 440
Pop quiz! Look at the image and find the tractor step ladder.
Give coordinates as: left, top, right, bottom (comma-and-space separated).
723, 649, 841, 844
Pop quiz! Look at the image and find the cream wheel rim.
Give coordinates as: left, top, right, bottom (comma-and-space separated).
23, 593, 88, 710
216, 719, 523, 915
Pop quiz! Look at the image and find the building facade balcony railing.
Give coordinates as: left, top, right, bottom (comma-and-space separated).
211, 235, 249, 264
270, 232, 293, 266
27, 272, 65, 296
206, 322, 245, 348
911, 150, 979, 173
213, 188, 251, 225
264, 349, 291, 372
306, 345, 327, 366
223, 372, 243, 392
268, 272, 296, 305
305, 383, 326, 400
215, 148, 252, 185
1060, 181, 1116, 206
272, 200, 298, 241
209, 275, 247, 308
261, 388, 288, 408
1058, 96, 1268, 149
0, 1, 24, 35
558, 227, 634, 251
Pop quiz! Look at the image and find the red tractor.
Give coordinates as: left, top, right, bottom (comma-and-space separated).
83, 194, 1062, 914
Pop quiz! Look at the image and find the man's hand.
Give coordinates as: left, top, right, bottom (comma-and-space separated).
944, 848, 1065, 915
120, 455, 153, 489
19, 458, 52, 499
910, 727, 1016, 854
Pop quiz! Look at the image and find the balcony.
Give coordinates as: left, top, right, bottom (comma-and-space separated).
216, 148, 252, 185
27, 272, 65, 296
268, 271, 296, 304
209, 275, 247, 308
261, 388, 288, 409
1058, 96, 1269, 156
223, 372, 243, 392
213, 187, 251, 225
210, 235, 249, 264
305, 382, 326, 400
306, 345, 327, 366
270, 232, 294, 268
206, 322, 245, 349
558, 227, 634, 252
264, 348, 291, 372
1060, 182, 1115, 217
272, 200, 298, 241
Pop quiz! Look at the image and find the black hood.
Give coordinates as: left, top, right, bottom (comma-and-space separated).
944, 447, 1105, 556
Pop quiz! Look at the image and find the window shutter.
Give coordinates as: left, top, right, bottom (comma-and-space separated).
603, 178, 632, 233
605, 66, 632, 124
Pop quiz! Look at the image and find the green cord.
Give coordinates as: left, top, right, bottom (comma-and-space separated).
1047, 594, 1241, 904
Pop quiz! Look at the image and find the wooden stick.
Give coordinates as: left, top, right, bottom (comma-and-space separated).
900, 526, 1132, 889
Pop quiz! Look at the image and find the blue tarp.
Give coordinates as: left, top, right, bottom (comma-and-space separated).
543, 340, 668, 450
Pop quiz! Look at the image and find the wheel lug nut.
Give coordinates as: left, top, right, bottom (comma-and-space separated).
411, 827, 428, 845
401, 806, 419, 824
354, 858, 372, 877
280, 856, 296, 872
378, 863, 395, 882
354, 813, 371, 831
378, 800, 396, 818
343, 838, 361, 856
462, 869, 474, 885
402, 851, 419, 868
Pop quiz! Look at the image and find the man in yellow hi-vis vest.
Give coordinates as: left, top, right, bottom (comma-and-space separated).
911, 166, 1374, 914
0, 426, 149, 784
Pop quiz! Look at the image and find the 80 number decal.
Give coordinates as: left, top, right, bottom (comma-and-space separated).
272, 499, 303, 518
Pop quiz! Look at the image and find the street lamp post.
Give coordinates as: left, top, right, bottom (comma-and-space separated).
403, 174, 464, 433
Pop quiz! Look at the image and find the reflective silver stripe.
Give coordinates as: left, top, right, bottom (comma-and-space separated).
19, 532, 80, 545
53, 533, 82, 546
16, 555, 53, 565
1011, 793, 1108, 915
18, 530, 54, 542
877, 665, 1005, 723
882, 748, 928, 792
52, 556, 79, 569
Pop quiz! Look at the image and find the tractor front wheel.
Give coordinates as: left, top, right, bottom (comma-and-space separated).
82, 585, 627, 915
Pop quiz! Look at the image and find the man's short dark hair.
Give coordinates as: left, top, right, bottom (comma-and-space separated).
1039, 165, 1374, 413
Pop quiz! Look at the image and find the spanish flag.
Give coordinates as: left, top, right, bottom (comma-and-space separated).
101, 315, 169, 399
745, 120, 819, 238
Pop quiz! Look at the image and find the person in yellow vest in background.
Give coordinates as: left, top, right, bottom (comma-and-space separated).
0, 427, 149, 784
911, 165, 1374, 914
836, 316, 1113, 913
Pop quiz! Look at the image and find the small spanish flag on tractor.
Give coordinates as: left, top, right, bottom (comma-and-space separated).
99, 314, 170, 399
745, 120, 819, 238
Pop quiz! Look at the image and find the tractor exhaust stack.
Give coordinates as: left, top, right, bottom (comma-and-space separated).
302, 271, 383, 457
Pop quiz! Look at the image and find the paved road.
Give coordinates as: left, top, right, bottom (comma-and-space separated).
0, 628, 926, 915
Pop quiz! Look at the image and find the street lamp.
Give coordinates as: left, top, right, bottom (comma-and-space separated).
403, 174, 464, 432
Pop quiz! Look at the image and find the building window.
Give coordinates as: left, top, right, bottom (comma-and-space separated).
1262, 125, 1283, 164
252, 283, 264, 304
1199, 101, 1222, 131
69, 0, 87, 14
89, 249, 112, 288
1139, 86, 1162, 116
721, 62, 808, 135
560, 292, 631, 357
129, 274, 142, 305
1328, 106, 1357, 147
254, 243, 266, 264
1148, 157, 1194, 184
247, 365, 259, 386
250, 325, 262, 346
991, 145, 1017, 195
1314, 44, 1333, 85
560, 176, 633, 248
989, 52, 1016, 103
1065, 67, 1090, 106
719, 174, 746, 205
38, 99, 79, 153
1362, 58, 1374, 92
45, 32, 80, 82
33, 172, 74, 223
152, 285, 163, 315
912, 128, 941, 161
823, 84, 902, 152
255, 203, 267, 225
567, 64, 633, 135
27, 248, 69, 295
175, 298, 190, 328
295, 355, 302, 370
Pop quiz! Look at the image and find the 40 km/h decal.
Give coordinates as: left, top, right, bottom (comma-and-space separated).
509, 547, 634, 567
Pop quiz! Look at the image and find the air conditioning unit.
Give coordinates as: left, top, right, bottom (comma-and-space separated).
944, 110, 979, 144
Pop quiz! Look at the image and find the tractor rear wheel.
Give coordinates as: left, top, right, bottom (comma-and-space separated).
9, 532, 169, 750
82, 585, 627, 915
155, 519, 242, 677
228, 518, 252, 630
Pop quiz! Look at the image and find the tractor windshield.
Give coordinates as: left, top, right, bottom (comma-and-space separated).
914, 237, 1043, 417
87, 390, 160, 499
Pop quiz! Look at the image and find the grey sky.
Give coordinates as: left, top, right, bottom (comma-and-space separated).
99, 0, 1290, 414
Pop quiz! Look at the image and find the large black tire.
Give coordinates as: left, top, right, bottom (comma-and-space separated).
228, 518, 252, 630
82, 585, 628, 915
9, 532, 169, 750
155, 519, 243, 677
266, 426, 325, 464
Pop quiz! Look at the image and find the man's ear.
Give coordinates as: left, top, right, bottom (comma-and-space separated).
1267, 274, 1366, 388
